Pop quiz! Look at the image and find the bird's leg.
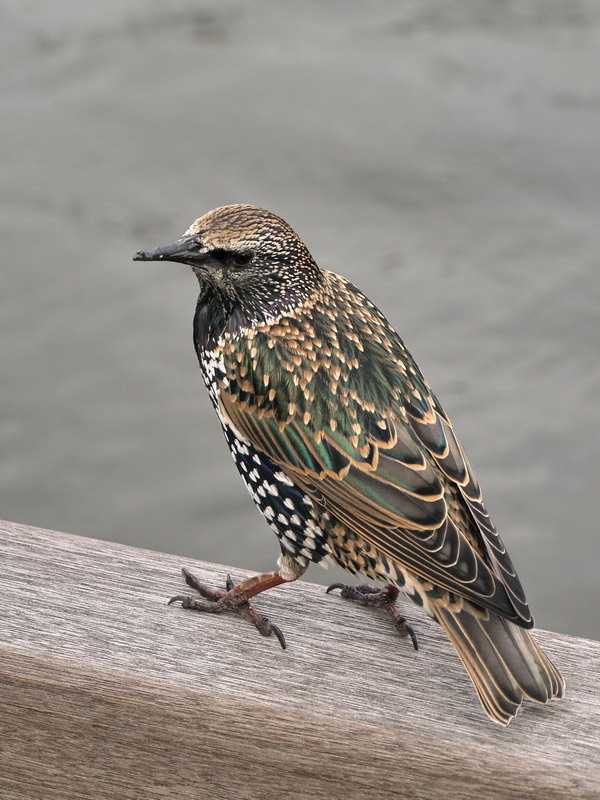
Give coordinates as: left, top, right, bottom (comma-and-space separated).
168, 567, 292, 648
326, 582, 419, 650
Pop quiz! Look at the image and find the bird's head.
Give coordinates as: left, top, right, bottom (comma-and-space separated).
134, 204, 321, 323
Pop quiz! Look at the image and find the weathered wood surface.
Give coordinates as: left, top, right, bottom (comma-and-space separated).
0, 519, 598, 800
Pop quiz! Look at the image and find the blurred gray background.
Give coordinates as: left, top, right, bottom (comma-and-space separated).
1, 0, 598, 639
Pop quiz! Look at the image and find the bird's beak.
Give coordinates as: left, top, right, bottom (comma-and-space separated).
133, 235, 208, 266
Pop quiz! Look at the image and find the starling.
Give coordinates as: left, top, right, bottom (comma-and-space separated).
134, 204, 565, 725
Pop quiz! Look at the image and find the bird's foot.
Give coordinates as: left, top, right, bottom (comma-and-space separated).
168, 567, 287, 648
326, 582, 419, 650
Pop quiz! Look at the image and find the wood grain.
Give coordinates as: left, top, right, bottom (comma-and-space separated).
0, 519, 598, 799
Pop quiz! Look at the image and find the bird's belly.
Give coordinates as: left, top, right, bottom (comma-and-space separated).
222, 419, 335, 568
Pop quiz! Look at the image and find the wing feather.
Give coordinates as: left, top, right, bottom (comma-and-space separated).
219, 387, 532, 625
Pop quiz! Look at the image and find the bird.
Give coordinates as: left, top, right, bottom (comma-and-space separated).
134, 203, 565, 725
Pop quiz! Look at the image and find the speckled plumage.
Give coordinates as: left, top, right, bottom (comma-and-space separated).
135, 204, 565, 725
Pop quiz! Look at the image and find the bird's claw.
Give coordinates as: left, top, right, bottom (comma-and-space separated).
168, 594, 193, 607
169, 568, 287, 649
326, 582, 382, 599
398, 619, 419, 651
326, 581, 419, 650
255, 616, 286, 649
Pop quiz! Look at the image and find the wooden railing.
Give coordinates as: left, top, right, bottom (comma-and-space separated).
0, 519, 598, 799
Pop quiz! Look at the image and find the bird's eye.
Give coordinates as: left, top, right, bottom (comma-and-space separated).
210, 248, 228, 261
232, 250, 254, 267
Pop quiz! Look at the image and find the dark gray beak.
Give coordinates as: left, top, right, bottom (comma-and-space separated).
133, 235, 208, 266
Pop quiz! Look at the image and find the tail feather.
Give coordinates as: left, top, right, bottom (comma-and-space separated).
525, 629, 565, 700
442, 620, 521, 723
435, 607, 565, 725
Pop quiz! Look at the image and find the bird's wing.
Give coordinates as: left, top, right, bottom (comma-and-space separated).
218, 382, 532, 626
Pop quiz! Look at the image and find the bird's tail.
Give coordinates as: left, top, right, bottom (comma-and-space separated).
434, 606, 565, 725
